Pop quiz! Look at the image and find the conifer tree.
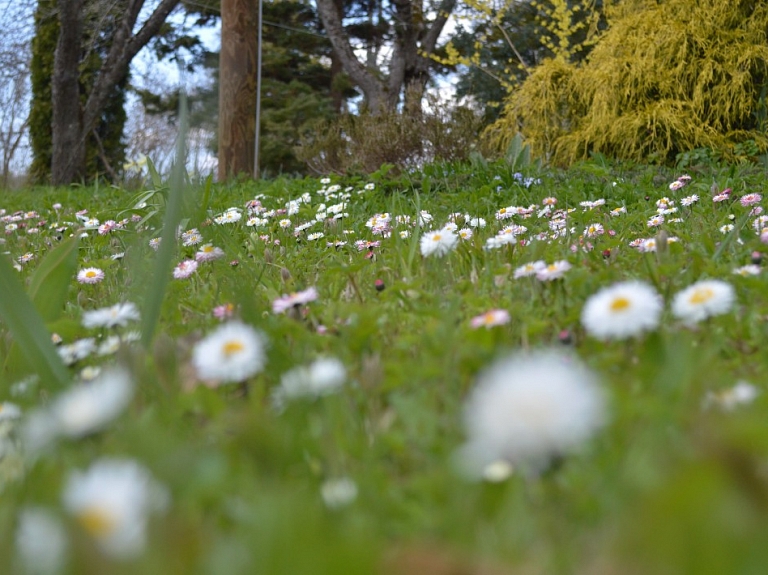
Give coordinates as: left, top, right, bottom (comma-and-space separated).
488, 0, 768, 165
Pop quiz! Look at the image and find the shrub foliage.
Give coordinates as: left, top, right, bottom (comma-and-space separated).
487, 0, 768, 165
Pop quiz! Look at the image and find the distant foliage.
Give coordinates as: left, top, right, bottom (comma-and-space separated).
295, 96, 482, 174
488, 0, 768, 165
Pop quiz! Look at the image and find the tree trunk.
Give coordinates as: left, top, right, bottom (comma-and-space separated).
48, 0, 181, 185
51, 0, 85, 185
218, 0, 259, 181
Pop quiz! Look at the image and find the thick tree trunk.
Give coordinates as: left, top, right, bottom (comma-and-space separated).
51, 0, 85, 185
218, 0, 259, 181
49, 0, 181, 185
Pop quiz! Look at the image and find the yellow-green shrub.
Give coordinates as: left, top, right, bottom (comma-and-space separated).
487, 0, 768, 165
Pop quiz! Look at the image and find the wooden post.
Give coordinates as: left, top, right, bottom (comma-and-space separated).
218, 0, 258, 181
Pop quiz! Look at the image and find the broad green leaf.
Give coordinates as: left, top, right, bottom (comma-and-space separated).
0, 254, 70, 388
27, 235, 80, 322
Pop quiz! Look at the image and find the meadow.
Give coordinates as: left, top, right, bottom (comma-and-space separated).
3, 157, 768, 574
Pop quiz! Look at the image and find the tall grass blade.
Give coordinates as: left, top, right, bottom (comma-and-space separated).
141, 91, 189, 347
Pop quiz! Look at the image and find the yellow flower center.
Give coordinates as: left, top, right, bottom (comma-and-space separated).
689, 288, 714, 305
222, 340, 245, 357
85, 271, 97, 278
610, 297, 631, 312
77, 507, 118, 537
203, 246, 213, 252
433, 234, 442, 241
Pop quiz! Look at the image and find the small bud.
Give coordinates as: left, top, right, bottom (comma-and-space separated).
374, 279, 385, 292
751, 251, 763, 265
229, 260, 239, 267
558, 329, 573, 345
281, 267, 292, 282
602, 249, 611, 259
264, 248, 273, 264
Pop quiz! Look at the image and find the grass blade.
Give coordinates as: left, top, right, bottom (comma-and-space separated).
0, 253, 70, 387
140, 91, 189, 347
28, 235, 80, 322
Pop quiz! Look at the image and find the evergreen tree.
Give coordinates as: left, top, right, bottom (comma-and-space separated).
489, 0, 768, 165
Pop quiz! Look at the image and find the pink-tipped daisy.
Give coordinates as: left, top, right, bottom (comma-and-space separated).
273, 287, 319, 314
77, 268, 105, 284
470, 309, 511, 329
173, 260, 198, 279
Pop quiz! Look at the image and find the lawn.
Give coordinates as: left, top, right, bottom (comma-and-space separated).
3, 158, 768, 574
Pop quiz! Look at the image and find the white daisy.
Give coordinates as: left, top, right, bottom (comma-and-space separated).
419, 229, 458, 257
50, 367, 133, 439
458, 350, 606, 475
62, 458, 168, 559
671, 280, 735, 325
193, 322, 267, 383
581, 281, 663, 340
272, 357, 346, 409
82, 302, 140, 329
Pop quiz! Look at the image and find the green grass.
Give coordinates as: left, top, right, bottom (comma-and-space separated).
3, 160, 768, 574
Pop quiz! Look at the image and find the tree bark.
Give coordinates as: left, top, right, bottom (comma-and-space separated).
50, 0, 182, 186
218, 0, 259, 180
51, 0, 85, 184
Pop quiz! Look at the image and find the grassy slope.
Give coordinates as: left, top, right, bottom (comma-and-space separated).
2, 160, 768, 573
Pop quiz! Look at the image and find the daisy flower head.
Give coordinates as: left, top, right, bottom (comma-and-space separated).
669, 180, 685, 191
272, 286, 319, 314
193, 321, 267, 383
704, 381, 759, 411
733, 264, 761, 277
458, 350, 607, 476
581, 281, 663, 340
51, 367, 133, 438
470, 309, 511, 329
535, 260, 572, 281
610, 206, 627, 217
180, 228, 203, 246
741, 193, 762, 207
420, 228, 458, 258
681, 195, 699, 207
671, 280, 735, 325
647, 215, 665, 228
272, 357, 347, 409
77, 267, 105, 284
173, 259, 198, 279
584, 223, 604, 238
458, 228, 473, 240
195, 244, 225, 262
62, 458, 168, 559
82, 302, 140, 329
514, 260, 546, 279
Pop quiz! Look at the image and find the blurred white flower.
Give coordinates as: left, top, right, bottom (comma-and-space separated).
193, 322, 267, 383
273, 357, 347, 409
52, 368, 133, 438
671, 280, 735, 325
82, 302, 140, 329
62, 459, 168, 560
320, 477, 358, 509
16, 507, 68, 574
458, 350, 606, 476
581, 281, 662, 340
703, 381, 759, 411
